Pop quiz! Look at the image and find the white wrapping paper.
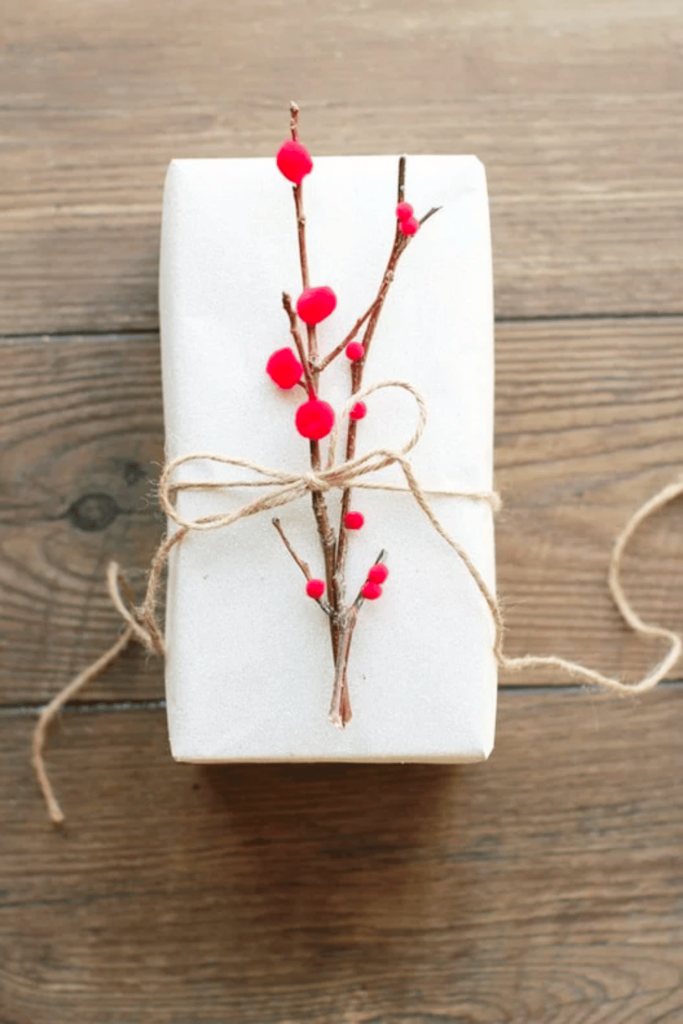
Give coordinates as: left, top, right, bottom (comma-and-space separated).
159, 154, 496, 762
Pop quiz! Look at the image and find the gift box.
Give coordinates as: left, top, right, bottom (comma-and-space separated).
158, 152, 496, 762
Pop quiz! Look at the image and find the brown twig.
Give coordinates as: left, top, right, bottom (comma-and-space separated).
282, 292, 315, 394
420, 206, 442, 226
272, 517, 333, 616
288, 102, 340, 661
334, 162, 412, 600
334, 162, 442, 597
328, 548, 387, 727
316, 295, 383, 372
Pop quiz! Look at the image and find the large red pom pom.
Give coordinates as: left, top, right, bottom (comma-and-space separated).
295, 398, 335, 440
306, 578, 325, 599
266, 347, 303, 389
296, 286, 337, 325
368, 563, 389, 584
276, 140, 313, 185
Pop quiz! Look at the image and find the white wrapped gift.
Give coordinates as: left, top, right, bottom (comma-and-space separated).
159, 153, 496, 762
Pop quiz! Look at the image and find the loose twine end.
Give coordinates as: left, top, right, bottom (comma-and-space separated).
30, 399, 683, 824
32, 562, 161, 826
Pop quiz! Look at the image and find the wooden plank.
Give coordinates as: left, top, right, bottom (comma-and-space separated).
2, 318, 683, 705
0, 334, 164, 704
3, 687, 683, 1022
1, 0, 683, 333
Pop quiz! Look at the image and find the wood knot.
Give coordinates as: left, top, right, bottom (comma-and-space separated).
67, 493, 120, 532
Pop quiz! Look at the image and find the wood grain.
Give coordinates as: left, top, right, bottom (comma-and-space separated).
2, 0, 683, 333
3, 687, 683, 1023
2, 318, 683, 705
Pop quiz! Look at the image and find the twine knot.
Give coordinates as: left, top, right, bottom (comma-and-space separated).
303, 471, 330, 492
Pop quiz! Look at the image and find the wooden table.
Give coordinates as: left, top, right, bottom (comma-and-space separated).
3, 2, 683, 1021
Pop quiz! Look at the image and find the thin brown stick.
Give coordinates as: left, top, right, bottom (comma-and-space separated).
289, 101, 300, 140
352, 548, 388, 610
272, 516, 312, 579
287, 103, 340, 658
420, 205, 442, 227
329, 606, 358, 728
272, 517, 333, 616
398, 155, 406, 202
334, 172, 409, 596
331, 160, 441, 708
328, 548, 387, 726
282, 292, 315, 394
316, 295, 382, 373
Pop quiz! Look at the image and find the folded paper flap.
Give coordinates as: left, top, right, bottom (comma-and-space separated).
160, 152, 497, 762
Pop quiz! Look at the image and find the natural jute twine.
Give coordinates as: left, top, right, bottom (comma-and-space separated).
32, 380, 683, 824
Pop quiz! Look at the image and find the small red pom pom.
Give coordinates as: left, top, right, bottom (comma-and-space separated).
362, 581, 383, 600
276, 139, 313, 185
368, 563, 389, 585
345, 342, 364, 361
306, 578, 325, 599
349, 401, 367, 421
344, 511, 364, 530
295, 398, 335, 440
296, 286, 337, 325
396, 202, 414, 222
400, 216, 420, 236
266, 347, 303, 389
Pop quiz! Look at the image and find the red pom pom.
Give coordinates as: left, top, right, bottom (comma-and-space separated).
276, 139, 313, 185
362, 581, 383, 600
368, 563, 389, 585
306, 578, 325, 599
400, 216, 420, 236
296, 286, 337, 325
295, 398, 335, 440
266, 347, 303, 389
344, 511, 364, 530
350, 401, 367, 421
396, 202, 414, 222
345, 342, 364, 361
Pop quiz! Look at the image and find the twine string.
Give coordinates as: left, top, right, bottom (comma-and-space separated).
32, 380, 683, 824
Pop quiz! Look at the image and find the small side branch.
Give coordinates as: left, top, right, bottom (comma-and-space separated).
420, 206, 442, 227
316, 294, 384, 373
272, 517, 333, 616
398, 155, 406, 203
282, 292, 315, 394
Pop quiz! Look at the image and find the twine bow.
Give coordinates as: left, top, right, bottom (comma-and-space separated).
152, 379, 503, 653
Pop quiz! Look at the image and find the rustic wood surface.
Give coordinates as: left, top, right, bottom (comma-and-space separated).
1, 0, 683, 1021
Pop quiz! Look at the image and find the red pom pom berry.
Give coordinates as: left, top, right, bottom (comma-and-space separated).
296, 286, 337, 325
276, 139, 313, 185
345, 342, 364, 361
368, 563, 389, 585
295, 398, 335, 440
344, 511, 364, 530
306, 578, 325, 599
400, 215, 420, 236
266, 347, 303, 389
350, 401, 367, 421
362, 581, 383, 600
396, 202, 414, 222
